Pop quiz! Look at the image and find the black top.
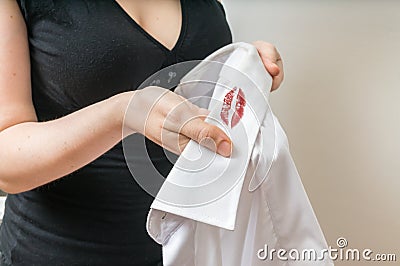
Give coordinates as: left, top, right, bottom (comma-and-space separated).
0, 1, 232, 265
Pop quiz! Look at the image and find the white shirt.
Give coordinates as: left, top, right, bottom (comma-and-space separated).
147, 43, 333, 266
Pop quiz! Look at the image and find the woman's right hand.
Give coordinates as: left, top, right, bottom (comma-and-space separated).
123, 86, 232, 157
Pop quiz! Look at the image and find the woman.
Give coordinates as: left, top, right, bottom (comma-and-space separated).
0, 0, 284, 265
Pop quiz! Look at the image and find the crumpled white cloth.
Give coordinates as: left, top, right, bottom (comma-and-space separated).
0, 197, 5, 222
146, 42, 333, 266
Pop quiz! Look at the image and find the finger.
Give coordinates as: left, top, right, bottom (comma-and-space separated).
263, 59, 280, 77
180, 118, 232, 157
271, 60, 284, 91
159, 129, 191, 155
197, 108, 210, 120
252, 41, 283, 77
260, 49, 282, 77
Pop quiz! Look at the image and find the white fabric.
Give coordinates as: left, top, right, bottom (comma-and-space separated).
146, 43, 333, 265
0, 196, 5, 222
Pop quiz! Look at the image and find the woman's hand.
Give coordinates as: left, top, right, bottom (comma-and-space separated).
123, 86, 232, 157
252, 41, 284, 91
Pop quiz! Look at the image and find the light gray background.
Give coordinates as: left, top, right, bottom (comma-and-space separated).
223, 0, 399, 264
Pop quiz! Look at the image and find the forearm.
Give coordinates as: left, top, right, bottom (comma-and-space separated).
0, 91, 134, 194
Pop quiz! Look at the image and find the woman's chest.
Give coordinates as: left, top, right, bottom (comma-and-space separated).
24, 0, 232, 115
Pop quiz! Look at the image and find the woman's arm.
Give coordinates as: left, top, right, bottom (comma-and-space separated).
0, 1, 231, 194
0, 1, 134, 194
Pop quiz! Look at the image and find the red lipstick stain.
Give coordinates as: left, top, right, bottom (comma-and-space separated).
231, 88, 246, 128
221, 87, 236, 126
220, 87, 246, 128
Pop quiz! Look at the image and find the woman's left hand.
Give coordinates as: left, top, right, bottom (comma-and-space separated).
252, 41, 284, 91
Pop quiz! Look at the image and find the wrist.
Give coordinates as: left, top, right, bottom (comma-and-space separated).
107, 91, 137, 136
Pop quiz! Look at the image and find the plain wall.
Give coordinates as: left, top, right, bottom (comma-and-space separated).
224, 0, 399, 265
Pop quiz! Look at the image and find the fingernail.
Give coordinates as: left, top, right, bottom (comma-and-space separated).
218, 140, 232, 157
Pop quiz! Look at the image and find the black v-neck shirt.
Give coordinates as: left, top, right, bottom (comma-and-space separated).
0, 1, 232, 265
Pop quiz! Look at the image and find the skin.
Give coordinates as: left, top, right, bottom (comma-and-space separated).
0, 0, 284, 194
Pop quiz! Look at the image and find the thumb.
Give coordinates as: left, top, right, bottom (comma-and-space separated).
262, 58, 280, 77
181, 117, 232, 157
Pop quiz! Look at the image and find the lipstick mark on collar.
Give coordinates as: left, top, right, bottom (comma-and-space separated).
220, 87, 246, 129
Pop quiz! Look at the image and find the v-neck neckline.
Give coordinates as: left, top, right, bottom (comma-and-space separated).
113, 0, 186, 53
